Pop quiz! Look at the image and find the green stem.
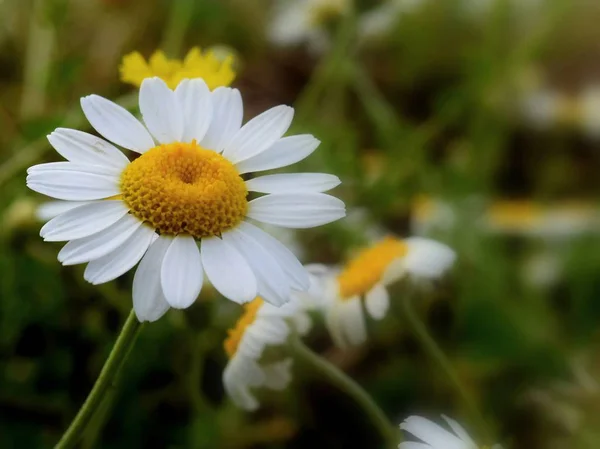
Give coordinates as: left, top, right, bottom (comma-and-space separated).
55, 310, 143, 449
290, 336, 399, 447
161, 0, 195, 57
401, 293, 492, 442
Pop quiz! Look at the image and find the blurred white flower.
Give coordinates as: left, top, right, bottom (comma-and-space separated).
399, 415, 502, 449
357, 0, 426, 42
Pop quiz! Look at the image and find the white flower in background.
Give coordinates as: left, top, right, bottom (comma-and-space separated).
27, 77, 345, 322
268, 0, 349, 53
357, 0, 426, 42
399, 415, 502, 449
319, 236, 456, 348
222, 296, 311, 410
519, 87, 565, 130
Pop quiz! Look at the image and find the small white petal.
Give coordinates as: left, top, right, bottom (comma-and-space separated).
222, 228, 291, 306
403, 237, 457, 279
81, 95, 155, 153
237, 221, 309, 290
400, 416, 465, 448
41, 200, 129, 242
223, 105, 294, 163
27, 163, 120, 201
84, 226, 156, 284
47, 128, 130, 169
139, 77, 183, 144
247, 193, 346, 228
201, 87, 243, 151
364, 283, 390, 320
235, 135, 320, 174
58, 214, 142, 265
245, 173, 341, 194
160, 234, 203, 309
262, 359, 293, 390
223, 356, 262, 411
36, 201, 90, 221
201, 236, 257, 304
398, 442, 430, 449
133, 236, 172, 322
340, 297, 367, 346
175, 79, 212, 143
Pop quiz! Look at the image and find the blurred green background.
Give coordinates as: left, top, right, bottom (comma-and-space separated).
1, 0, 600, 447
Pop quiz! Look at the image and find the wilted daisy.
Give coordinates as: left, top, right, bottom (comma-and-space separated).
120, 47, 235, 90
27, 77, 345, 322
223, 296, 311, 410
268, 0, 349, 53
399, 415, 501, 449
320, 236, 456, 348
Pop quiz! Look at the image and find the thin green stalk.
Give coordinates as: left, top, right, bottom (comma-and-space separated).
161, 0, 195, 57
401, 293, 493, 442
55, 310, 143, 449
290, 336, 399, 447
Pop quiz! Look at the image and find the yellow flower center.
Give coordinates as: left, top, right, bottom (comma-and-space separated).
119, 47, 236, 90
120, 142, 248, 238
224, 298, 264, 358
337, 237, 408, 300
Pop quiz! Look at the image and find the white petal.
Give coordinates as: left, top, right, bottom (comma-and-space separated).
398, 443, 431, 449
133, 236, 172, 322
41, 200, 129, 242
27, 163, 120, 201
403, 237, 457, 279
441, 415, 477, 447
341, 297, 367, 346
175, 78, 212, 143
58, 214, 142, 265
245, 173, 341, 194
36, 201, 90, 221
222, 228, 291, 306
80, 94, 155, 153
223, 105, 294, 163
262, 359, 293, 390
223, 357, 262, 411
47, 128, 130, 169
200, 87, 243, 151
201, 236, 257, 304
160, 235, 203, 309
139, 77, 183, 144
247, 193, 346, 228
325, 302, 351, 349
400, 416, 465, 448
364, 283, 390, 320
83, 226, 156, 284
235, 135, 320, 174
236, 221, 309, 290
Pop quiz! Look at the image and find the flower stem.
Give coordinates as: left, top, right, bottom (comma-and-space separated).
400, 293, 492, 441
55, 310, 143, 449
290, 336, 399, 447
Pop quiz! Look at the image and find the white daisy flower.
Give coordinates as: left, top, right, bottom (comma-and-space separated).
399, 415, 501, 449
320, 236, 456, 348
268, 0, 349, 53
222, 296, 311, 411
27, 77, 345, 322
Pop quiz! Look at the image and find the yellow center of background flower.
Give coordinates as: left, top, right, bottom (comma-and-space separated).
337, 237, 408, 300
120, 142, 247, 238
119, 47, 236, 90
224, 298, 264, 358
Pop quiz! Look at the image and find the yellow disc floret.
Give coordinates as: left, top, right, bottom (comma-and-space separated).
337, 237, 408, 300
119, 47, 236, 90
120, 142, 247, 238
224, 298, 264, 358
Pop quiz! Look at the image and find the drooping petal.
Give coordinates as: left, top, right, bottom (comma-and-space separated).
80, 94, 155, 153
175, 78, 212, 143
200, 87, 243, 152
83, 225, 156, 284
222, 228, 290, 306
235, 135, 320, 174
236, 221, 309, 291
139, 77, 183, 144
245, 173, 340, 194
41, 200, 129, 242
201, 236, 257, 304
57, 214, 142, 265
133, 236, 172, 322
364, 283, 390, 320
222, 105, 294, 163
47, 128, 130, 169
340, 297, 367, 346
160, 234, 203, 309
441, 415, 478, 447
247, 193, 346, 228
27, 163, 120, 201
